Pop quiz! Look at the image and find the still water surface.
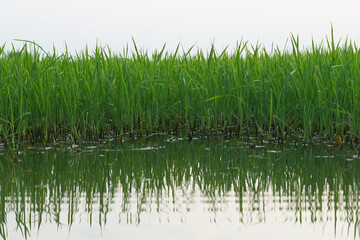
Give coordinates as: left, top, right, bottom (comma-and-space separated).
1, 138, 360, 239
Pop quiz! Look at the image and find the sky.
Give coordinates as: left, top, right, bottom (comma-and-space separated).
1, 0, 360, 53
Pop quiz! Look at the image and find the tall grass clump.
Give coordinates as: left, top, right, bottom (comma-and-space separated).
1, 31, 360, 147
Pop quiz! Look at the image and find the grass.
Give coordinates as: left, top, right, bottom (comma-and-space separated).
1, 30, 360, 147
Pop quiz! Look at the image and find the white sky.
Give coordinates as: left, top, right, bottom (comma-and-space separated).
1, 0, 360, 53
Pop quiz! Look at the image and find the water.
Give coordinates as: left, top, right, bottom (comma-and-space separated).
2, 0, 360, 53
1, 138, 360, 239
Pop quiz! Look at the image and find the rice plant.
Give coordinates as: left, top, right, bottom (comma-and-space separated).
1, 31, 360, 148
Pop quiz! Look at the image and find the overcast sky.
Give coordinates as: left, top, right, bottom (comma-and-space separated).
1, 0, 360, 53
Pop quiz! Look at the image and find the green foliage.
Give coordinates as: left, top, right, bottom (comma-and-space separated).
1, 33, 360, 146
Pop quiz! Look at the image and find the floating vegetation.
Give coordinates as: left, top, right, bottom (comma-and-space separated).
1, 29, 360, 148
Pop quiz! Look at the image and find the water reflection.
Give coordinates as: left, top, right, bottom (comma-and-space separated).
0, 139, 360, 239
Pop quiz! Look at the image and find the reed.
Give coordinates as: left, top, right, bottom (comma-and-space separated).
1, 31, 360, 147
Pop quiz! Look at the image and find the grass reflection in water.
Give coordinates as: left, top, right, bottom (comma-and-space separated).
0, 139, 359, 239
